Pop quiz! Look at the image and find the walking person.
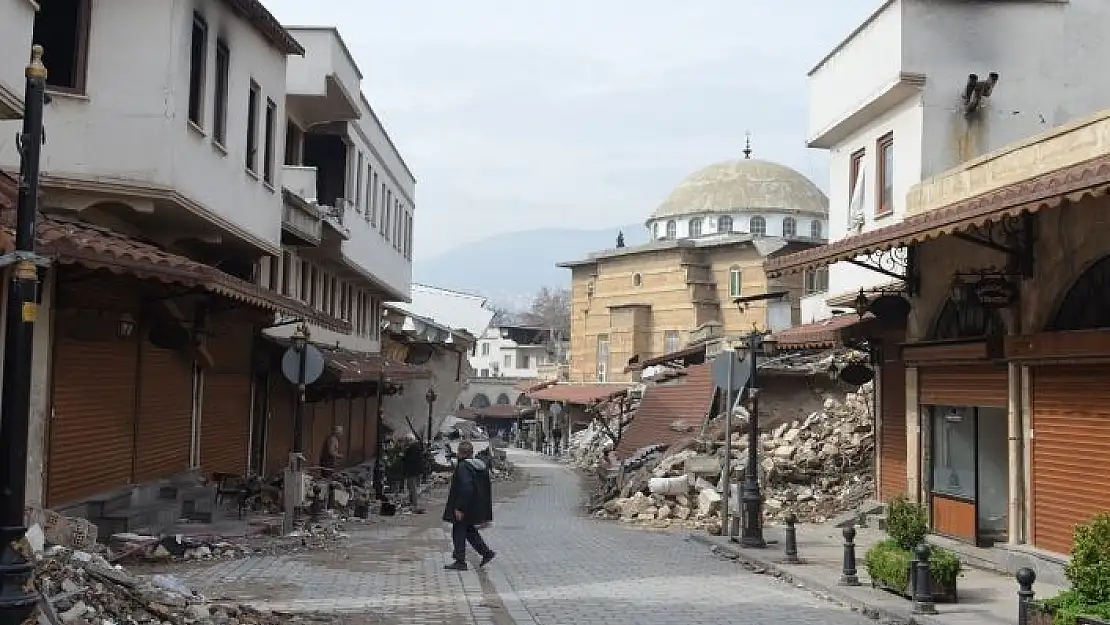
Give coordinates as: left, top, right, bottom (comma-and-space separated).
443, 441, 495, 570
552, 425, 563, 456
401, 433, 426, 514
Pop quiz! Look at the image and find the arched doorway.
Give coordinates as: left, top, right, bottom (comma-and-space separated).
515, 393, 532, 407
470, 394, 491, 409
495, 393, 511, 405
1028, 255, 1110, 554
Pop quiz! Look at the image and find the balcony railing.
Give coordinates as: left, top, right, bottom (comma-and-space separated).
282, 202, 322, 242
320, 197, 352, 239
282, 165, 318, 204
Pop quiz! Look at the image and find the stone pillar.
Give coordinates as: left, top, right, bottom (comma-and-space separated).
24, 271, 54, 509
905, 366, 921, 503
1007, 362, 1023, 545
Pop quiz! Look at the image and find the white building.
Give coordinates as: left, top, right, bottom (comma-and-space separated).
470, 325, 557, 379
261, 26, 416, 352
390, 283, 495, 339
0, 0, 35, 120
800, 0, 1110, 322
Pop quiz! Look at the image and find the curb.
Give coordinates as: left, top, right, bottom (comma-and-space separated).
687, 533, 945, 625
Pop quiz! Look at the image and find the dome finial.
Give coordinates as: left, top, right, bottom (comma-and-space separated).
743, 132, 752, 159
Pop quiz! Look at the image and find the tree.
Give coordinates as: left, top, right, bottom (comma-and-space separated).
522, 286, 571, 338
488, 305, 514, 326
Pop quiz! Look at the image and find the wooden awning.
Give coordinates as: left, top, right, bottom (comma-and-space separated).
765, 151, 1110, 277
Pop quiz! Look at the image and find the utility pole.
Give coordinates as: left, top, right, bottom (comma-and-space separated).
0, 45, 47, 625
740, 328, 767, 548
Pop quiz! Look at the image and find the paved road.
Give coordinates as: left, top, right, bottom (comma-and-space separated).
477, 450, 875, 625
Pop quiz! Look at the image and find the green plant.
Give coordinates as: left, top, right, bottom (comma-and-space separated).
1066, 513, 1110, 606
865, 538, 962, 591
1041, 589, 1110, 625
886, 495, 928, 551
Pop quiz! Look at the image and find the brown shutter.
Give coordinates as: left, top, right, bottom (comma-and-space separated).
134, 342, 193, 482
366, 394, 380, 459
1031, 365, 1110, 555
266, 381, 295, 476
310, 399, 333, 466
879, 360, 907, 501
349, 397, 365, 463
48, 337, 138, 506
198, 314, 253, 476
919, 365, 1008, 407
335, 396, 351, 466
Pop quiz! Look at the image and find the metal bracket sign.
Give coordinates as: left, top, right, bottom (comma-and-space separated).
281, 344, 325, 386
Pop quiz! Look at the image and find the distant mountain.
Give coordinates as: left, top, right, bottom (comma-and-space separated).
415, 223, 644, 310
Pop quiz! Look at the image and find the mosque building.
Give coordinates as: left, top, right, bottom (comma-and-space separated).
559, 143, 830, 383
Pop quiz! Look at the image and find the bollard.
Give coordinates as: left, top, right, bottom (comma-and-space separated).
1017, 567, 1036, 625
912, 543, 938, 615
783, 512, 800, 564
839, 524, 860, 586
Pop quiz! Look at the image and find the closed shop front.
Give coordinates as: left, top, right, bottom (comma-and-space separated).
198, 314, 254, 476
134, 341, 193, 483
879, 359, 906, 501
349, 396, 365, 463
919, 364, 1009, 545
335, 396, 351, 463
266, 380, 296, 476
310, 399, 334, 466
1031, 364, 1110, 555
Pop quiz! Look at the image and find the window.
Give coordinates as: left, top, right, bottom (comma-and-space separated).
355, 153, 364, 211
186, 13, 208, 126
480, 369, 489, 378
245, 81, 260, 172
632, 273, 642, 287
810, 220, 822, 239
664, 330, 681, 354
652, 223, 659, 240
370, 172, 378, 225
380, 184, 388, 233
384, 190, 392, 239
718, 216, 733, 233
931, 406, 976, 500
503, 354, 513, 369
263, 99, 276, 184
728, 265, 742, 298
689, 218, 702, 237
804, 267, 829, 295
33, 0, 92, 93
481, 343, 490, 356
849, 149, 865, 200
280, 251, 293, 296
212, 40, 230, 145
365, 165, 373, 222
877, 133, 894, 216
665, 220, 677, 239
596, 334, 610, 382
782, 217, 796, 237
519, 354, 530, 369
749, 216, 766, 237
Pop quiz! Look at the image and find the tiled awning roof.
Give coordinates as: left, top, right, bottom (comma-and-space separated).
769, 314, 876, 349
457, 405, 535, 420
625, 344, 706, 372
764, 152, 1110, 277
527, 383, 630, 405
322, 346, 430, 383
615, 363, 713, 459
1, 172, 349, 332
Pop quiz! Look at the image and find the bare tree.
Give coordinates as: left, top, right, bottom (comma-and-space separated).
522, 286, 571, 337
488, 305, 515, 326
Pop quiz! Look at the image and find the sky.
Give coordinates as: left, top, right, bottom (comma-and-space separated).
262, 0, 881, 260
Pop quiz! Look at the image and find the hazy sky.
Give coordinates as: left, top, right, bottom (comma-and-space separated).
262, 1, 880, 260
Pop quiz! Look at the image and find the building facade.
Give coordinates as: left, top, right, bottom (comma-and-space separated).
470, 324, 556, 379
801, 0, 1110, 323
562, 155, 828, 384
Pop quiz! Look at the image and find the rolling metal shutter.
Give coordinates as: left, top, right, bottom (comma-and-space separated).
365, 395, 380, 459
1031, 365, 1110, 555
349, 397, 366, 463
48, 337, 138, 506
310, 400, 334, 466
335, 397, 351, 466
198, 315, 253, 476
919, 365, 1008, 407
879, 360, 907, 501
134, 342, 193, 482
265, 380, 295, 476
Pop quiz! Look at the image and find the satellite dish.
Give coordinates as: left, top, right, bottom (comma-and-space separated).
281, 344, 325, 385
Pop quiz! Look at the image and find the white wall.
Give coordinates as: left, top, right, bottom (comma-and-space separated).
390, 284, 494, 338
0, 0, 291, 251
469, 329, 548, 379
648, 212, 828, 241
285, 27, 361, 101
0, 0, 35, 118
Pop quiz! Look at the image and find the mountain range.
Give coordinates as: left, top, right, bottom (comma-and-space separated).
414, 223, 644, 310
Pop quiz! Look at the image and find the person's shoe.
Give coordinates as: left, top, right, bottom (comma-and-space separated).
479, 551, 496, 567
444, 560, 468, 571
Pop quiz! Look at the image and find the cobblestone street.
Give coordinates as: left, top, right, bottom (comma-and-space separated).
162, 451, 877, 625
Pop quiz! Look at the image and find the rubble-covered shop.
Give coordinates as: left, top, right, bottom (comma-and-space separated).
455, 404, 536, 440
525, 382, 632, 445
764, 109, 1110, 558
38, 217, 346, 527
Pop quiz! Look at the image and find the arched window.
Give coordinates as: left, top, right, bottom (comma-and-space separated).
728, 265, 743, 298
495, 393, 511, 405
470, 394, 491, 409
782, 217, 796, 237
689, 218, 703, 237
1050, 255, 1110, 330
652, 222, 659, 240
718, 216, 733, 233
932, 299, 1005, 340
666, 220, 677, 239
810, 220, 822, 239
515, 393, 532, 407
750, 216, 766, 237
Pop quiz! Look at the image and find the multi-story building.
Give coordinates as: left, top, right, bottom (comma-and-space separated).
470, 324, 557, 379
0, 0, 34, 120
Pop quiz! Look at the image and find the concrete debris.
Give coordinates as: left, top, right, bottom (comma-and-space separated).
580, 370, 876, 530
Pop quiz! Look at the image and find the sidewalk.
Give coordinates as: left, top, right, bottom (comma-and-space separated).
689, 522, 1065, 625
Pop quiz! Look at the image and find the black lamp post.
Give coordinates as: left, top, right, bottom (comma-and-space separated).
739, 327, 776, 549
290, 323, 310, 456
0, 45, 47, 625
424, 386, 437, 479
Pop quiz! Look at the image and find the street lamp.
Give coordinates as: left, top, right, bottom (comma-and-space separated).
739, 327, 776, 549
0, 45, 48, 625
290, 323, 310, 455
424, 387, 437, 480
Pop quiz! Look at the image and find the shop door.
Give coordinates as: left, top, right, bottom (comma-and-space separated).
1031, 365, 1110, 555
266, 381, 295, 476
349, 397, 366, 464
249, 370, 270, 475
920, 365, 1008, 545
134, 340, 193, 483
879, 360, 906, 501
310, 399, 334, 466
198, 315, 254, 477
48, 336, 138, 506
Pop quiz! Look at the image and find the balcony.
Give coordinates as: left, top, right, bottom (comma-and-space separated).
284, 27, 362, 126
320, 198, 352, 241
280, 166, 322, 246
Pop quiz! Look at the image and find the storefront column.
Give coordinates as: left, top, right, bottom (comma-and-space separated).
23, 272, 54, 509
1007, 362, 1023, 545
905, 366, 921, 503
1020, 365, 1033, 545
873, 363, 883, 496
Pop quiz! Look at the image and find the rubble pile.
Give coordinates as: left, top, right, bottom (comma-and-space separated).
592, 381, 876, 530
34, 546, 318, 624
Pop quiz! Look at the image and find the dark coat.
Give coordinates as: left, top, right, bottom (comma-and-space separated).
401, 441, 424, 477
442, 458, 493, 524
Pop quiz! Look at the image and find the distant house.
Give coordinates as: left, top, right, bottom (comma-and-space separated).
470, 324, 563, 379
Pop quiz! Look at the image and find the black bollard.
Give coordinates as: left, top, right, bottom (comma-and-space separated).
839, 524, 860, 586
912, 543, 938, 615
1017, 567, 1036, 625
783, 513, 800, 564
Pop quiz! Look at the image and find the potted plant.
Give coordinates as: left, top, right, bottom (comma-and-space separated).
865, 496, 962, 602
1034, 514, 1110, 625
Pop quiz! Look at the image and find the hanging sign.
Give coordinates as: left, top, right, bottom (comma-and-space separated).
974, 277, 1018, 309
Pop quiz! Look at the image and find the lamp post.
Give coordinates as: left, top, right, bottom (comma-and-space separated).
372, 374, 387, 501
0, 45, 48, 625
739, 327, 775, 549
290, 323, 310, 456
424, 386, 437, 480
